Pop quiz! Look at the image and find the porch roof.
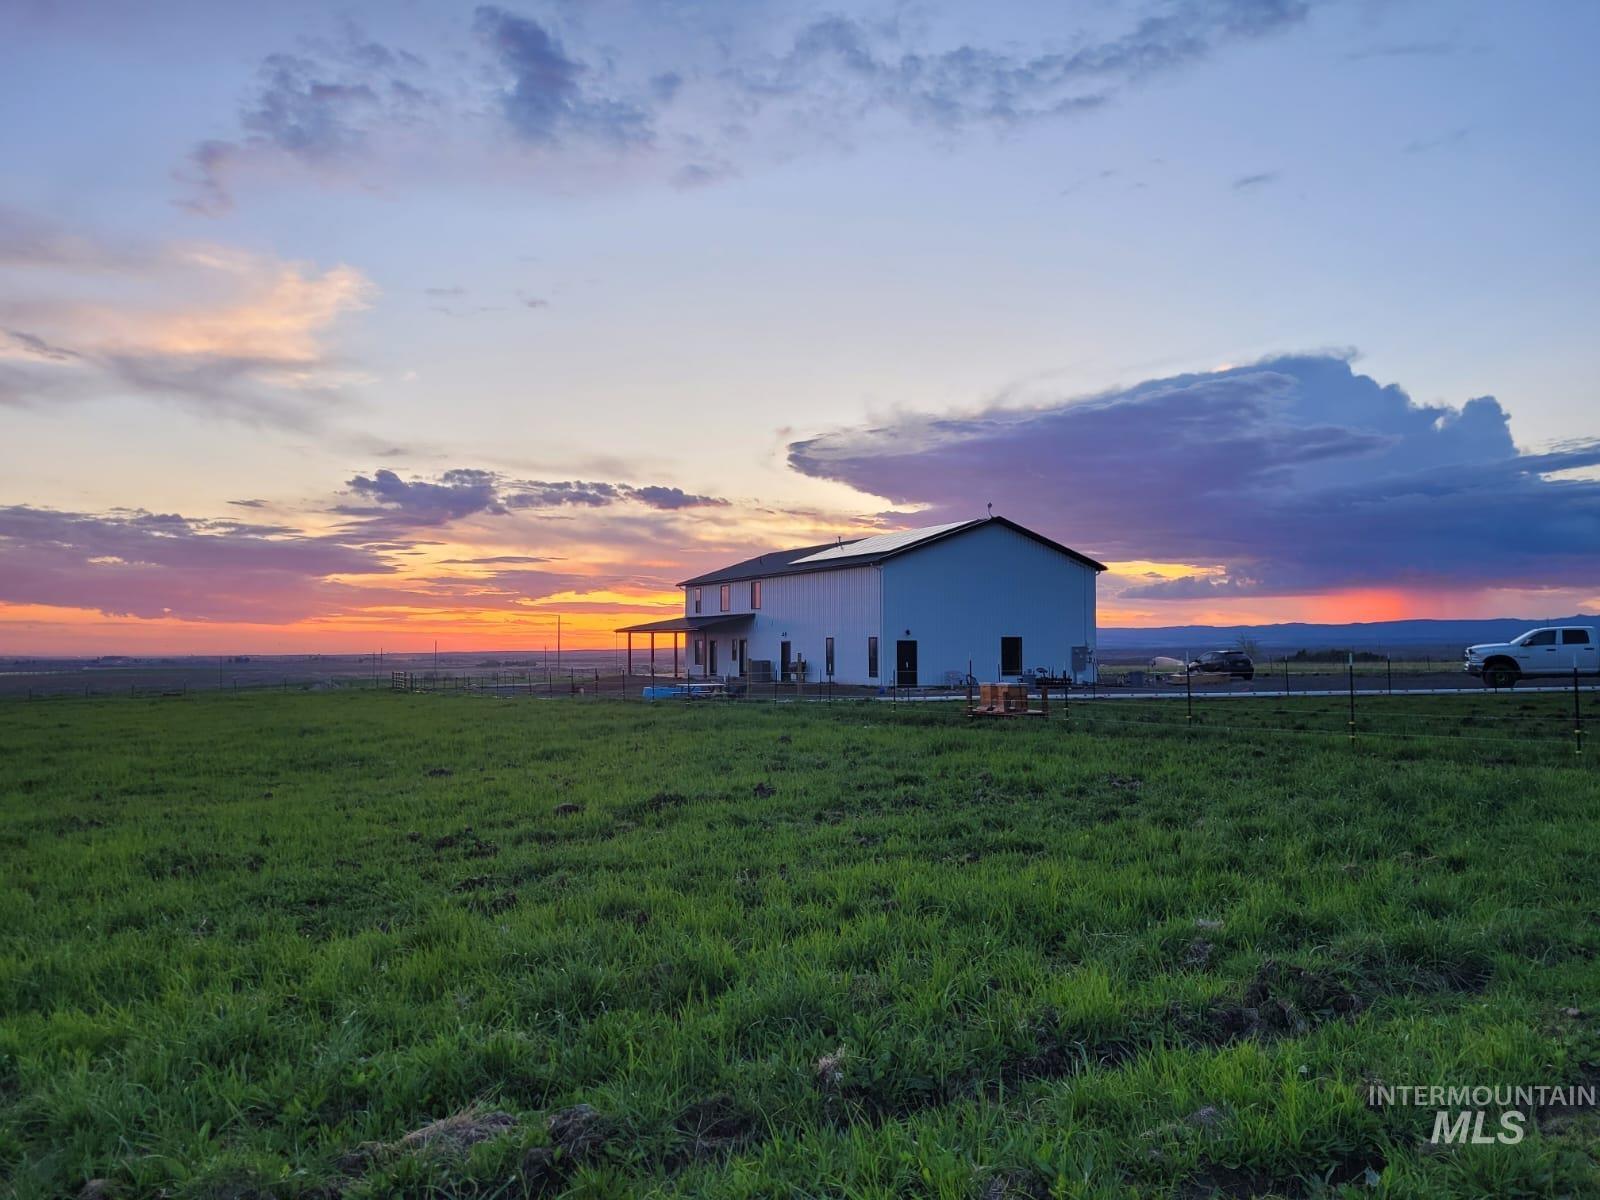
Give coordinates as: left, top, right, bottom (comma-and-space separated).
613, 614, 752, 635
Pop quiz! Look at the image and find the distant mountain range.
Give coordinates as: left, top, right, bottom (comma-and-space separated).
1099, 615, 1600, 657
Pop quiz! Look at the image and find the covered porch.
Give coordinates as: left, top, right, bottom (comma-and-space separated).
613, 614, 751, 679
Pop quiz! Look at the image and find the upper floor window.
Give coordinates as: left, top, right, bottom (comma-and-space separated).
692, 587, 702, 614
720, 584, 730, 612
751, 580, 762, 609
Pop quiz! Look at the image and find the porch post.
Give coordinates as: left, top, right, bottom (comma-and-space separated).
673, 633, 680, 681
650, 632, 656, 677
626, 632, 632, 677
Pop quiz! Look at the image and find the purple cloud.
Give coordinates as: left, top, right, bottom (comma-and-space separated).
173, 1, 1311, 212
337, 468, 507, 529
787, 354, 1600, 596
629, 485, 728, 510
474, 6, 651, 146
334, 468, 730, 534
0, 504, 395, 622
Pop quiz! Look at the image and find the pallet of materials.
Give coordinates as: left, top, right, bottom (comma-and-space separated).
967, 682, 1047, 718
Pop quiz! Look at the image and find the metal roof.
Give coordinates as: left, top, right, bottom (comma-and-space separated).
677, 516, 1105, 587
790, 520, 973, 565
614, 614, 753, 634
676, 541, 855, 588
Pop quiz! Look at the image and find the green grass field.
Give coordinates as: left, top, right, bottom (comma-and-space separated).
2, 692, 1598, 1198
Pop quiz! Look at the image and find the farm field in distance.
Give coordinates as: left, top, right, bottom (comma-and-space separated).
2, 692, 1599, 1198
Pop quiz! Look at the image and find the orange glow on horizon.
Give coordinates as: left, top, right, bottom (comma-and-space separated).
6, 584, 1595, 658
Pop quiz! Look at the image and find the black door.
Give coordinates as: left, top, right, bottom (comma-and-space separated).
709, 640, 718, 675
738, 639, 748, 677
896, 640, 918, 688
779, 640, 791, 682
1000, 636, 1022, 677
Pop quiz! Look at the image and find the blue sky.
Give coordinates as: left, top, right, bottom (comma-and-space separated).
2, 0, 1597, 651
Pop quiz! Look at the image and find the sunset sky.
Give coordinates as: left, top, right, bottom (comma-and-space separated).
3, 0, 1597, 653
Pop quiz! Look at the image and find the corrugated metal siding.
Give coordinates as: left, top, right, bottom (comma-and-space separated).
881, 520, 1098, 684
686, 565, 882, 684
743, 565, 881, 684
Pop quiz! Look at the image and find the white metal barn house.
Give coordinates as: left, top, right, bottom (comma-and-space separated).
617, 516, 1104, 687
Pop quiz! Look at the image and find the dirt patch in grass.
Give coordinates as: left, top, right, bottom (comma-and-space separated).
341, 1105, 519, 1172
1173, 959, 1368, 1046
400, 1107, 517, 1153
996, 1016, 1137, 1094
431, 828, 499, 858
519, 1146, 568, 1195
547, 1103, 616, 1161
1536, 1069, 1600, 1138
981, 1168, 1053, 1200
673, 1093, 758, 1161
1182, 1146, 1385, 1198
626, 790, 689, 817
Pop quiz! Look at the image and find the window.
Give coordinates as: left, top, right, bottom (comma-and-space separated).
1000, 636, 1022, 675
1522, 629, 1557, 646
825, 637, 835, 676
720, 584, 730, 612
867, 636, 878, 678
693, 638, 704, 665
1562, 628, 1592, 645
693, 587, 702, 614
751, 579, 762, 609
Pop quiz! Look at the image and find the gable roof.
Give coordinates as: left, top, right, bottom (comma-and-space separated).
678, 516, 1105, 587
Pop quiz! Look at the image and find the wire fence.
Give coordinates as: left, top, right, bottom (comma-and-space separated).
12, 656, 1598, 768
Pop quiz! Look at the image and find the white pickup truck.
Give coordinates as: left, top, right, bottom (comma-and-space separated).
1465, 625, 1599, 688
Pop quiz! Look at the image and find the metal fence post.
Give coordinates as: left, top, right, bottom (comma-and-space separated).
1575, 667, 1584, 758
1347, 654, 1357, 747
1185, 662, 1193, 728
1386, 655, 1393, 696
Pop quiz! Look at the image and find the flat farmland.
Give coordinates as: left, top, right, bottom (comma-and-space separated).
2, 692, 1598, 1198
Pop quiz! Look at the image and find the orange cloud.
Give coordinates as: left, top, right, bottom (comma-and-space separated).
1, 225, 373, 426
108, 250, 372, 363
